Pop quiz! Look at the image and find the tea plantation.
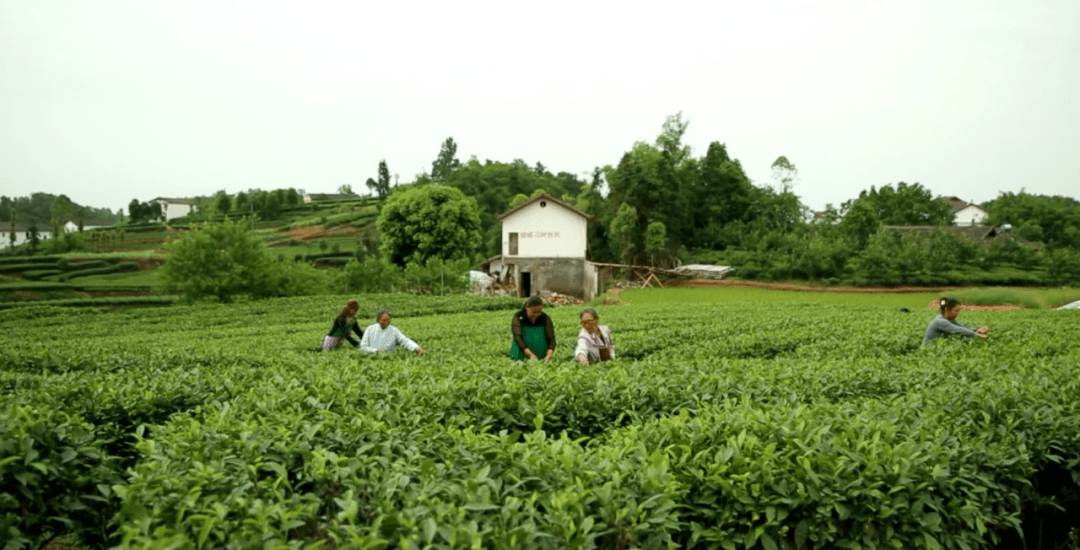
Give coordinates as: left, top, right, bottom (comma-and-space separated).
2, 295, 1079, 549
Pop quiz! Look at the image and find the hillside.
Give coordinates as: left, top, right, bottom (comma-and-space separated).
0, 197, 381, 306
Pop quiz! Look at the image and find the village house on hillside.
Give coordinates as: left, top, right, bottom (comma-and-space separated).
302, 192, 361, 203
153, 198, 196, 221
1, 218, 115, 250
941, 196, 988, 226
0, 223, 51, 249
479, 194, 602, 300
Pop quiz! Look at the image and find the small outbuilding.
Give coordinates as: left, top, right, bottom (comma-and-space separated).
484, 194, 601, 300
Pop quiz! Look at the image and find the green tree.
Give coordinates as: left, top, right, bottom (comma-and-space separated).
509, 188, 546, 208
1015, 220, 1043, 243
128, 199, 144, 224
339, 256, 402, 293
644, 220, 668, 267
839, 198, 881, 249
148, 201, 163, 222
77, 208, 85, 232
842, 183, 953, 226
26, 222, 40, 254
214, 191, 231, 217
431, 137, 462, 182
234, 191, 250, 214
655, 111, 691, 166
609, 202, 638, 265
694, 142, 755, 247
366, 161, 392, 203
986, 191, 1080, 249
377, 184, 481, 266
162, 217, 266, 302
771, 155, 798, 193
8, 209, 16, 252
264, 192, 282, 219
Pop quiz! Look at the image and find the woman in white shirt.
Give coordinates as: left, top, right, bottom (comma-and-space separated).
574, 307, 615, 365
360, 308, 426, 355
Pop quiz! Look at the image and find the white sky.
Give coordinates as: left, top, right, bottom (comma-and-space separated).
2, 0, 1078, 214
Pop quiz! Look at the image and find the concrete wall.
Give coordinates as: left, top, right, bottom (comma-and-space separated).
502, 200, 588, 259
159, 201, 195, 221
0, 229, 53, 250
507, 258, 597, 299
954, 205, 987, 226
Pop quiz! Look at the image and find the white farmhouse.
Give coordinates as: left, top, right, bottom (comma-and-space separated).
941, 196, 988, 226
0, 223, 52, 250
153, 198, 196, 221
481, 194, 600, 300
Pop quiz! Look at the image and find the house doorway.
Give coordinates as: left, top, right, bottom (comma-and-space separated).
520, 272, 531, 298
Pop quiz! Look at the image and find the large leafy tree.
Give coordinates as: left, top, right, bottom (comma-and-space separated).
842, 183, 953, 226
161, 217, 326, 302
128, 199, 145, 224
162, 217, 270, 302
377, 184, 481, 266
985, 191, 1080, 249
214, 191, 231, 216
609, 203, 638, 265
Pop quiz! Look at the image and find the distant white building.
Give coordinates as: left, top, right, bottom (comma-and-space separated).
303, 192, 361, 203
0, 223, 52, 250
480, 194, 600, 300
941, 196, 987, 226
153, 198, 196, 221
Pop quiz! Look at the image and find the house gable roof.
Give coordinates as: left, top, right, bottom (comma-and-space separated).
153, 197, 196, 205
940, 196, 987, 215
495, 193, 593, 222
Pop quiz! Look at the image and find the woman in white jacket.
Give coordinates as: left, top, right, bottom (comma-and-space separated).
574, 308, 615, 365
360, 309, 426, 355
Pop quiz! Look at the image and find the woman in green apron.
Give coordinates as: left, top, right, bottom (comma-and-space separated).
510, 295, 556, 361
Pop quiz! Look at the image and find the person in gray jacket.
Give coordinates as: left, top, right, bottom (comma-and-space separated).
922, 297, 990, 346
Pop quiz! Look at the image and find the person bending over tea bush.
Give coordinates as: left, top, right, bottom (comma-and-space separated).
360, 308, 425, 355
922, 296, 990, 346
510, 296, 555, 361
575, 307, 615, 365
323, 299, 363, 349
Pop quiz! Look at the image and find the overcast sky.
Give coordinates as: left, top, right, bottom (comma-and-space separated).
2, 0, 1078, 215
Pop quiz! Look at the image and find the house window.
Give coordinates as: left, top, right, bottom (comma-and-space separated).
540, 201, 547, 208
509, 232, 518, 255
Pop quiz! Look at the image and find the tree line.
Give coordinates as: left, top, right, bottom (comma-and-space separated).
1, 193, 119, 229
380, 113, 1080, 286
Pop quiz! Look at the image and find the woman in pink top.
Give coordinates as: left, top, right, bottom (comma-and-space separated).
574, 307, 615, 365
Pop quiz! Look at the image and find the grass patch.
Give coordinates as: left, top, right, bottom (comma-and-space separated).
950, 287, 1080, 309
